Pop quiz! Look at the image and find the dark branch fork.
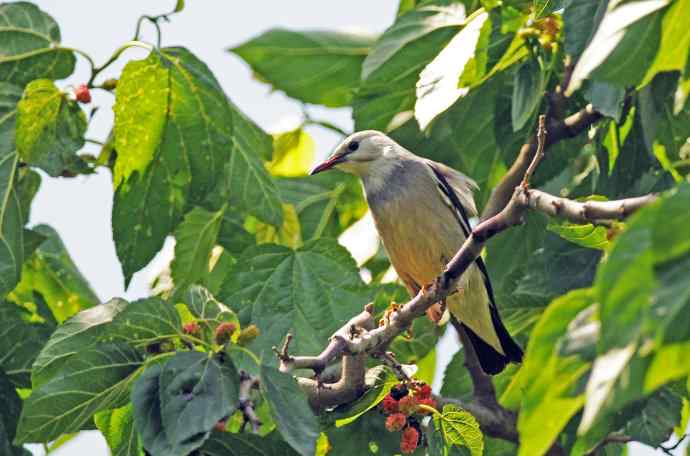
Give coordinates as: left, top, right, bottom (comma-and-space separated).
274, 92, 656, 443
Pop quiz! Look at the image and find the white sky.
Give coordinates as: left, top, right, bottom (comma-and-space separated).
19, 1, 682, 454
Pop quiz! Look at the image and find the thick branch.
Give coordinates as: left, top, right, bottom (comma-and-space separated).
297, 353, 367, 412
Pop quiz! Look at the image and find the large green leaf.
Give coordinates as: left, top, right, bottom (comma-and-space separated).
510, 289, 594, 456
171, 205, 225, 290
623, 387, 683, 447
94, 404, 143, 456
436, 404, 484, 456
219, 239, 371, 357
0, 82, 23, 298
15, 343, 143, 444
260, 363, 319, 456
200, 432, 299, 456
0, 2, 75, 87
354, 4, 465, 130
266, 128, 315, 178
16, 79, 87, 176
231, 29, 374, 107
112, 54, 169, 187
414, 11, 490, 130
562, 0, 607, 60
31, 298, 127, 388
132, 351, 239, 456
10, 224, 98, 324
113, 48, 281, 284
511, 58, 544, 132
567, 0, 669, 94
639, 0, 690, 87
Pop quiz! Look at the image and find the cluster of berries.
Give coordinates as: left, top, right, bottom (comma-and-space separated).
380, 382, 437, 454
182, 321, 237, 345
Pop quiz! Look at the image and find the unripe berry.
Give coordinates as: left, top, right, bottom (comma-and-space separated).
215, 322, 237, 344
182, 321, 200, 336
74, 84, 91, 103
237, 324, 259, 346
214, 420, 227, 432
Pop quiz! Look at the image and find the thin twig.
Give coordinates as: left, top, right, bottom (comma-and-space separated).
521, 115, 547, 188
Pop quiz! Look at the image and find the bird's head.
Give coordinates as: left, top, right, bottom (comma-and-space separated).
309, 130, 398, 177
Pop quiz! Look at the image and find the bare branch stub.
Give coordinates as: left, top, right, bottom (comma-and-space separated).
521, 115, 547, 189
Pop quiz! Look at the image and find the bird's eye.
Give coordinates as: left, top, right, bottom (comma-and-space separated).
347, 141, 359, 152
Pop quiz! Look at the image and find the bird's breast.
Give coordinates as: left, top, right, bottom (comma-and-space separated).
367, 182, 466, 286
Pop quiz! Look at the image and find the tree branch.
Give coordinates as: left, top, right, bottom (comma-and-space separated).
238, 371, 262, 433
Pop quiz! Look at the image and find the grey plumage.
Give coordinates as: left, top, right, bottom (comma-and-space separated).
310, 130, 522, 374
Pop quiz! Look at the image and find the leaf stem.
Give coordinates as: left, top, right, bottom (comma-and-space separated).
58, 47, 96, 74
418, 403, 442, 416
87, 41, 153, 88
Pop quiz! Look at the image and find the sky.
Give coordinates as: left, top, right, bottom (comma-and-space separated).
18, 1, 684, 455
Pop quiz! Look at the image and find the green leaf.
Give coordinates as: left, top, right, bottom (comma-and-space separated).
113, 47, 281, 284
217, 210, 255, 256
326, 410, 400, 456
0, 369, 24, 456
107, 297, 182, 346
0, 301, 52, 388
511, 58, 545, 131
200, 432, 300, 456
214, 97, 283, 225
16, 79, 87, 176
132, 351, 239, 456
267, 128, 315, 177
219, 239, 371, 357
0, 2, 76, 87
183, 285, 237, 322
415, 11, 490, 130
584, 81, 626, 122
15, 342, 143, 444
547, 220, 610, 250
624, 387, 683, 446
326, 365, 398, 426
562, 0, 607, 60
567, 0, 669, 95
15, 168, 41, 222
31, 298, 127, 388
354, 5, 465, 130
231, 29, 374, 107
171, 205, 225, 290
325, 409, 402, 456
0, 82, 23, 298
113, 53, 169, 187
260, 363, 319, 456
510, 289, 594, 456
276, 172, 366, 242
515, 232, 601, 302
640, 0, 690, 87
436, 404, 483, 456
10, 224, 98, 323
174, 0, 185, 12
94, 404, 143, 456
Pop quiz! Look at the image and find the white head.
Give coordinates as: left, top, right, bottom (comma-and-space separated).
309, 130, 403, 179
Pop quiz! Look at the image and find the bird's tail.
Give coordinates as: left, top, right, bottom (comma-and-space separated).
459, 307, 523, 375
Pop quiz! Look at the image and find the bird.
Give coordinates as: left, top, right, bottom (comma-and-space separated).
309, 130, 523, 375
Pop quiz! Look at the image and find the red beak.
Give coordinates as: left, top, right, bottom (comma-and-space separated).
309, 155, 344, 175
